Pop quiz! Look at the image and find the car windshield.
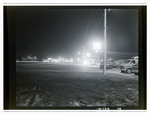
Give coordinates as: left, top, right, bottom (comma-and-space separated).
122, 60, 130, 64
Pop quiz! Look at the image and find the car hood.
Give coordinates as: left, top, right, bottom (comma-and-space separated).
120, 64, 128, 66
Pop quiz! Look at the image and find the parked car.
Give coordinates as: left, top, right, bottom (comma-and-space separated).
96, 61, 100, 66
113, 59, 125, 68
120, 59, 138, 73
132, 62, 138, 75
100, 61, 113, 69
43, 60, 49, 62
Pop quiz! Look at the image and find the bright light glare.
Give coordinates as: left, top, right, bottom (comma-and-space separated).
83, 60, 88, 65
78, 52, 80, 54
71, 58, 73, 62
93, 43, 101, 50
86, 53, 90, 57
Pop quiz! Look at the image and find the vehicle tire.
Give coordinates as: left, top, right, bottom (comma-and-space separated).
126, 69, 132, 74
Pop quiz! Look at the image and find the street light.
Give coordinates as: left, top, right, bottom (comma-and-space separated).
93, 42, 101, 51
93, 42, 101, 53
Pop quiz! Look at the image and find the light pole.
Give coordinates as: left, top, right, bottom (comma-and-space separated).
104, 9, 107, 74
103, 9, 111, 74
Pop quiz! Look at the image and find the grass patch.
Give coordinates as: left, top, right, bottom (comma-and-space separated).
16, 71, 138, 107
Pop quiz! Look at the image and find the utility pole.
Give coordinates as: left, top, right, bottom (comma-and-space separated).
103, 9, 107, 74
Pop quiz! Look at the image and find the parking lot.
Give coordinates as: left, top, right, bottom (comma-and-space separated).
16, 61, 136, 74
16, 62, 138, 107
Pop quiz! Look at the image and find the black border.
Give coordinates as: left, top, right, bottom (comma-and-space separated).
4, 6, 16, 109
138, 6, 147, 110
4, 6, 147, 110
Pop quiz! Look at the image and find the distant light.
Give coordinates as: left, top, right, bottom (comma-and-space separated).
83, 60, 88, 65
86, 53, 90, 57
78, 52, 80, 54
71, 58, 73, 62
77, 58, 80, 62
43, 60, 49, 62
93, 43, 101, 50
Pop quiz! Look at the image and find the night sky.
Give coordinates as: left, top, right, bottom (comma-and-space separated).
14, 7, 138, 59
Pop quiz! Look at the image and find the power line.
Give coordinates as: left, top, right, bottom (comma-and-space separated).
83, 9, 93, 44
88, 9, 99, 30
89, 9, 102, 34
89, 11, 110, 43
84, 9, 129, 47
83, 9, 99, 45
108, 27, 138, 31
88, 10, 104, 40
108, 9, 128, 28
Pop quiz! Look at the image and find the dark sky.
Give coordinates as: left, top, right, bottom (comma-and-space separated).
15, 7, 138, 59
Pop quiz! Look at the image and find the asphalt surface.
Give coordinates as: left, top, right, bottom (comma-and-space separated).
16, 62, 134, 74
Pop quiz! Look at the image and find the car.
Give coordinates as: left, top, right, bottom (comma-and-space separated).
88, 58, 96, 65
96, 61, 100, 66
132, 62, 138, 75
43, 60, 49, 62
120, 59, 138, 73
113, 59, 125, 68
100, 61, 113, 69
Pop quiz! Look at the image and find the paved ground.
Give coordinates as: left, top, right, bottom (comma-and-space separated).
16, 62, 127, 73
16, 62, 138, 108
